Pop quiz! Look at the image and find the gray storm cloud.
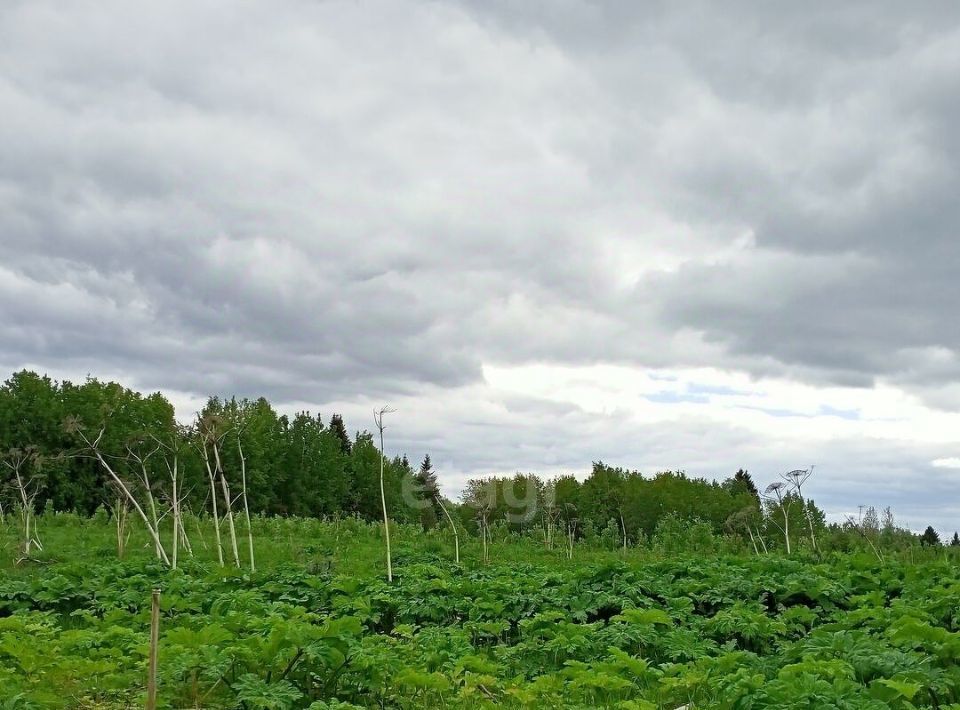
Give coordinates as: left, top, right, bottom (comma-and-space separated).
3, 0, 960, 531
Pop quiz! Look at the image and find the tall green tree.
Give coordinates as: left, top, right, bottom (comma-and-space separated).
414, 454, 441, 529
328, 414, 351, 455
724, 469, 760, 502
920, 526, 941, 547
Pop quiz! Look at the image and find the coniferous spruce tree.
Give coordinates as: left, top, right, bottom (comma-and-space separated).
920, 526, 941, 547
414, 454, 442, 529
329, 414, 352, 455
731, 469, 760, 501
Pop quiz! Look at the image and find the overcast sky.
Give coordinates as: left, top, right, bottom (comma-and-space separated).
3, 1, 960, 533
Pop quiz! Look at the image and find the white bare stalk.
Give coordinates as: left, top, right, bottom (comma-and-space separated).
799, 483, 818, 552
435, 495, 460, 565
128, 444, 162, 560
782, 505, 790, 555
803, 506, 818, 552
755, 526, 768, 553
783, 467, 818, 553
374, 406, 396, 582
193, 515, 208, 551
542, 487, 555, 550
215, 442, 241, 569
80, 430, 170, 566
3, 455, 36, 557
764, 482, 792, 555
847, 515, 884, 563
478, 508, 490, 564
238, 433, 255, 572
199, 440, 224, 566
15, 472, 32, 557
178, 509, 194, 557
727, 508, 764, 557
113, 495, 130, 558
116, 498, 124, 558
220, 476, 241, 567
567, 519, 577, 560
170, 453, 179, 570
153, 433, 185, 570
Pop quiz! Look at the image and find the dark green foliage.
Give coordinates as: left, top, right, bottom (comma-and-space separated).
920, 526, 941, 547
0, 371, 418, 526
328, 414, 352, 455
0, 370, 175, 514
725, 468, 761, 501
414, 454, 442, 529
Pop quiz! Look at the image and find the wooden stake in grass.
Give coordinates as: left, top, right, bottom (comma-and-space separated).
374, 406, 396, 583
147, 588, 161, 710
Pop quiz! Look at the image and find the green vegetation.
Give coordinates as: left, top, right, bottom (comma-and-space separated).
3, 368, 959, 708
3, 514, 960, 708
0, 370, 933, 564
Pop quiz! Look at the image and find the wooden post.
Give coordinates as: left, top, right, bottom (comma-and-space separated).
147, 588, 161, 710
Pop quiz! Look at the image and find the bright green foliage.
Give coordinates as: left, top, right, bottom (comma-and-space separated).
3, 516, 960, 708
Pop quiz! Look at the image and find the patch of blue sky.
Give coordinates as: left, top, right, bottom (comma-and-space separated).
648, 372, 679, 382
686, 383, 751, 397
740, 405, 808, 418
645, 392, 710, 404
818, 405, 860, 420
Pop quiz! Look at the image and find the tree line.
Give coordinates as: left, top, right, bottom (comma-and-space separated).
0, 371, 436, 528
0, 370, 945, 564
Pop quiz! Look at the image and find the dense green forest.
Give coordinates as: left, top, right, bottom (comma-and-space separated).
0, 370, 937, 560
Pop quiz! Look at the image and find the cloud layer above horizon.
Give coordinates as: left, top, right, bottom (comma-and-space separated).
4, 0, 960, 532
